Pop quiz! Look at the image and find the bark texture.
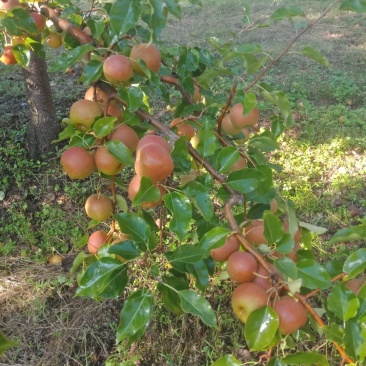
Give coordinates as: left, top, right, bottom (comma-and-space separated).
22, 52, 59, 159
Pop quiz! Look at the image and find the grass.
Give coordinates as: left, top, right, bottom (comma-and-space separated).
1, 0, 366, 365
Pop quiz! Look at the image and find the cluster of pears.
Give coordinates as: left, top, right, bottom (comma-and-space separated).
210, 219, 309, 335
0, 0, 48, 64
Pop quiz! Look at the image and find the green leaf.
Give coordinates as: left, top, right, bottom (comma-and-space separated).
118, 86, 145, 112
110, 0, 142, 38
327, 283, 359, 321
49, 44, 94, 72
260, 89, 292, 127
163, 192, 192, 241
116, 289, 154, 346
245, 306, 279, 351
343, 249, 366, 278
244, 92, 257, 114
186, 259, 209, 291
9, 8, 38, 35
93, 117, 118, 138
164, 0, 181, 18
165, 244, 205, 272
227, 168, 263, 193
104, 140, 134, 166
340, 0, 366, 12
181, 181, 213, 221
299, 221, 327, 234
329, 225, 366, 244
198, 227, 231, 254
82, 60, 103, 84
216, 146, 240, 173
275, 234, 295, 255
263, 211, 284, 244
195, 118, 220, 157
282, 352, 329, 366
322, 323, 344, 344
114, 213, 151, 247
270, 6, 305, 21
132, 176, 161, 207
158, 275, 188, 315
70, 251, 89, 275
267, 357, 287, 366
211, 354, 241, 366
108, 240, 141, 261
248, 135, 279, 152
12, 44, 30, 68
344, 321, 366, 362
300, 47, 330, 67
0, 332, 18, 355
177, 47, 200, 77
297, 259, 331, 290
171, 137, 191, 173
274, 257, 298, 280
146, 0, 168, 39
76, 257, 128, 299
86, 17, 105, 39
178, 289, 217, 327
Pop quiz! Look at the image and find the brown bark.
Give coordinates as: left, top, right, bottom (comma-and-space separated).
22, 52, 60, 159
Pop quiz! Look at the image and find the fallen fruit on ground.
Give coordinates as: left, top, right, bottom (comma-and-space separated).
48, 254, 63, 265
85, 193, 113, 222
231, 282, 269, 323
61, 146, 95, 179
273, 296, 308, 335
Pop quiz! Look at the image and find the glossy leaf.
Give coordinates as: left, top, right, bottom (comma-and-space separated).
344, 321, 366, 362
0, 332, 18, 356
132, 176, 161, 207
275, 234, 295, 255
248, 135, 279, 152
108, 240, 141, 261
270, 6, 305, 21
216, 146, 240, 173
163, 192, 192, 241
329, 225, 366, 244
49, 44, 94, 72
186, 259, 209, 291
114, 213, 151, 246
267, 357, 287, 366
165, 244, 205, 272
227, 168, 263, 193
339, 0, 366, 12
296, 259, 331, 290
182, 180, 214, 221
178, 289, 217, 327
70, 251, 89, 275
245, 306, 279, 351
263, 211, 284, 244
105, 140, 134, 166
12, 44, 30, 68
158, 275, 188, 315
196, 119, 220, 157
274, 257, 298, 280
118, 86, 145, 112
82, 60, 103, 84
343, 248, 366, 278
282, 352, 329, 366
322, 323, 344, 344
116, 289, 154, 346
86, 17, 105, 39
327, 283, 359, 321
299, 221, 327, 234
177, 47, 200, 77
244, 92, 257, 114
76, 257, 128, 299
211, 354, 241, 366
164, 0, 181, 18
172, 137, 191, 173
110, 0, 141, 37
300, 47, 330, 67
146, 0, 168, 39
198, 227, 231, 254
93, 117, 117, 138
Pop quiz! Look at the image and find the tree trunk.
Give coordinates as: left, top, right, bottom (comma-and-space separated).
22, 52, 60, 159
